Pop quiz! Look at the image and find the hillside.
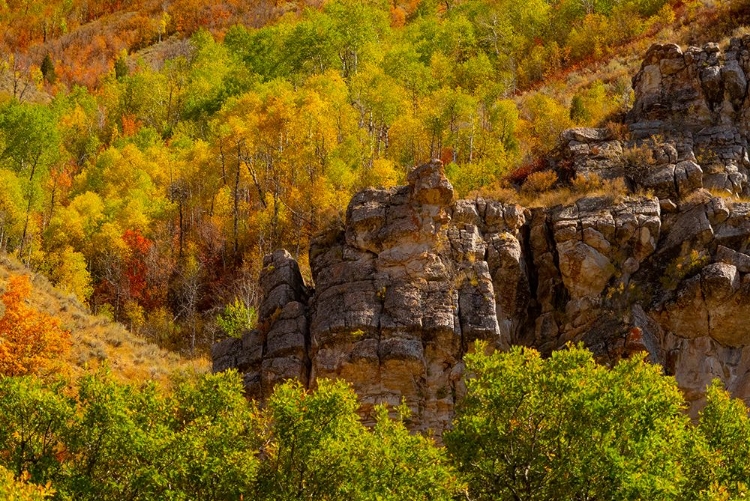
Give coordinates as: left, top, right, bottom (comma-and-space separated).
3, 0, 738, 358
0, 0, 323, 88
0, 253, 208, 383
5, 1, 750, 499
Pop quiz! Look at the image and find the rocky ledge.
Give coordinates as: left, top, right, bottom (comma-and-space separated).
562, 37, 750, 197
214, 39, 750, 433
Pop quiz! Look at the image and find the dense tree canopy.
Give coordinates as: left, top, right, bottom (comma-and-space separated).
0, 370, 460, 500
2, 1, 750, 498
446, 344, 750, 500
1, 344, 750, 499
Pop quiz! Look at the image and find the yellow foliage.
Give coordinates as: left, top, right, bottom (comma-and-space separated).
46, 191, 105, 250
46, 246, 93, 303
123, 300, 146, 334
370, 158, 402, 188
0, 466, 54, 500
519, 94, 573, 153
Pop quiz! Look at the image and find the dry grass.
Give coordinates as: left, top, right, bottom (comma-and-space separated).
521, 171, 559, 196
704, 187, 750, 205
0, 253, 208, 385
0, 73, 52, 104
480, 173, 631, 209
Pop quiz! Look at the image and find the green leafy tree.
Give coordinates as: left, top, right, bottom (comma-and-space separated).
255, 379, 460, 500
256, 379, 371, 500
1, 369, 262, 501
160, 370, 262, 500
354, 404, 462, 501
40, 54, 56, 84
114, 54, 129, 80
62, 372, 164, 500
0, 370, 458, 500
0, 376, 72, 483
683, 380, 750, 500
324, 0, 390, 78
445, 344, 689, 501
0, 101, 62, 254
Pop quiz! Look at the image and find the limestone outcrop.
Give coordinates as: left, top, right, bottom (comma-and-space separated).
213, 38, 750, 432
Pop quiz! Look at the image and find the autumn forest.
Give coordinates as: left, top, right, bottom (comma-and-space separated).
4, 0, 750, 499
0, 0, 713, 352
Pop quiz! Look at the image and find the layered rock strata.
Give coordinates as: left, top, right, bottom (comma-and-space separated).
214, 39, 750, 432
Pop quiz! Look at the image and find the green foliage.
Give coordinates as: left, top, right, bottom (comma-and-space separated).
161, 371, 262, 500
62, 372, 163, 499
354, 404, 460, 501
217, 298, 257, 338
683, 381, 750, 500
255, 379, 459, 500
5, 344, 750, 499
0, 100, 62, 254
40, 54, 56, 84
0, 370, 261, 500
0, 377, 72, 482
570, 94, 591, 123
661, 249, 710, 291
114, 56, 129, 81
0, 101, 61, 185
0, 372, 458, 500
446, 344, 689, 500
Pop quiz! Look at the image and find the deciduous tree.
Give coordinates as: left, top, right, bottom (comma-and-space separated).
0, 275, 71, 378
446, 344, 688, 501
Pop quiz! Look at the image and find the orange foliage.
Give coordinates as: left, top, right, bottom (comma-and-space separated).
122, 229, 153, 306
390, 6, 406, 28
0, 276, 71, 379
121, 114, 141, 137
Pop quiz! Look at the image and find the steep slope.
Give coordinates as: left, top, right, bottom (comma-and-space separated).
215, 37, 750, 433
0, 254, 208, 384
0, 0, 323, 89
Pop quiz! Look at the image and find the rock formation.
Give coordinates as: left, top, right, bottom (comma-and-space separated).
563, 38, 750, 197
214, 38, 750, 432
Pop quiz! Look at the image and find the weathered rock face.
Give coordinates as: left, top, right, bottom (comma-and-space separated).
214, 163, 750, 428
563, 38, 750, 198
214, 39, 750, 431
216, 161, 530, 433
212, 249, 311, 401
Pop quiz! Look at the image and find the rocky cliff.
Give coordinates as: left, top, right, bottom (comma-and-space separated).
213, 37, 750, 433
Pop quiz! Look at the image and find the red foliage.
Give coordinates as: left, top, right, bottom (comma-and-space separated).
121, 114, 141, 137
440, 147, 454, 166
123, 229, 153, 306
506, 157, 547, 186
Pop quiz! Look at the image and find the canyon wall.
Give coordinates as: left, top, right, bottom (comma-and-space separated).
213, 37, 750, 432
